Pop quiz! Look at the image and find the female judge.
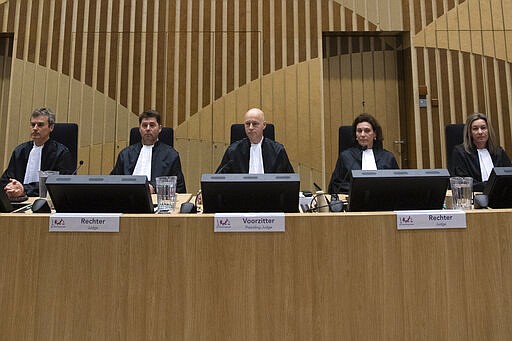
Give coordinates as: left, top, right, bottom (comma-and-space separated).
328, 113, 399, 194
449, 113, 511, 191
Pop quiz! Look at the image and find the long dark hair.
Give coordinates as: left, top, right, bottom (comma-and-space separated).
351, 113, 384, 149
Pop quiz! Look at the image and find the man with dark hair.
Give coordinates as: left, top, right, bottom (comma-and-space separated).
111, 110, 186, 193
1, 107, 75, 197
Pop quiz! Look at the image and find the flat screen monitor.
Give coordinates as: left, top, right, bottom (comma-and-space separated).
483, 167, 512, 208
0, 189, 15, 212
201, 173, 300, 213
348, 169, 450, 212
46, 175, 154, 213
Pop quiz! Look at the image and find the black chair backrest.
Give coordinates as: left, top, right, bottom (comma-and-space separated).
129, 127, 174, 147
338, 125, 354, 155
230, 123, 275, 144
50, 123, 78, 166
445, 124, 464, 168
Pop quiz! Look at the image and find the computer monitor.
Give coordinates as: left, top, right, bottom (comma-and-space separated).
201, 173, 300, 213
483, 167, 512, 208
46, 175, 154, 213
348, 169, 450, 212
0, 189, 15, 212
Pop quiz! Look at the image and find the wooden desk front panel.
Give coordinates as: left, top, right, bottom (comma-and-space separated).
1, 212, 511, 340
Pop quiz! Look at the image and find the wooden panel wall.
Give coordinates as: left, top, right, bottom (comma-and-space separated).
0, 34, 12, 170
6, 1, 508, 191
323, 34, 404, 172
406, 0, 512, 168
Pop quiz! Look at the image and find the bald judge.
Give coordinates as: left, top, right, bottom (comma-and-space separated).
216, 108, 294, 174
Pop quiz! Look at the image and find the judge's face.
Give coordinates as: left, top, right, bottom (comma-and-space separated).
355, 121, 375, 149
244, 109, 266, 144
470, 118, 489, 149
30, 115, 53, 146
139, 117, 161, 145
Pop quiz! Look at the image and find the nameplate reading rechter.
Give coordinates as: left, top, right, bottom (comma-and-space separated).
49, 213, 121, 232
214, 213, 285, 232
395, 210, 467, 230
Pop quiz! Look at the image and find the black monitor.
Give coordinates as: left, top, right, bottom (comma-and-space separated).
46, 175, 154, 213
201, 173, 300, 213
483, 167, 512, 208
348, 169, 450, 212
0, 189, 15, 212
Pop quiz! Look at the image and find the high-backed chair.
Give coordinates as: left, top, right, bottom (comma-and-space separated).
129, 127, 174, 147
338, 125, 354, 155
445, 124, 464, 168
50, 123, 79, 167
230, 123, 275, 144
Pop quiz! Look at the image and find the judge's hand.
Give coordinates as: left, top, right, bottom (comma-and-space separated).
4, 178, 25, 198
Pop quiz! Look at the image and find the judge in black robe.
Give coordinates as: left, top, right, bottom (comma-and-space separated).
328, 113, 399, 194
450, 144, 511, 191
111, 140, 187, 193
1, 139, 74, 197
449, 113, 512, 192
328, 146, 398, 194
216, 137, 294, 173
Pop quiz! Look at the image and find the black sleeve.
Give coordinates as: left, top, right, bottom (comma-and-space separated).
328, 153, 350, 194
277, 148, 294, 173
170, 155, 187, 193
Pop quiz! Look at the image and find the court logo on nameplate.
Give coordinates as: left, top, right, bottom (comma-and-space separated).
49, 213, 121, 232
214, 213, 285, 232
395, 210, 466, 230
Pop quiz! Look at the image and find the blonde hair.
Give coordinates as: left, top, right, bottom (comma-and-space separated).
463, 113, 499, 154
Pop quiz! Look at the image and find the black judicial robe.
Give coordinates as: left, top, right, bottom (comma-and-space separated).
216, 137, 294, 174
449, 144, 511, 191
328, 146, 399, 194
110, 141, 186, 193
0, 139, 74, 196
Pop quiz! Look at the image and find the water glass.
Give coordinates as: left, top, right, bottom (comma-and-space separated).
39, 170, 59, 198
156, 176, 177, 213
450, 177, 473, 210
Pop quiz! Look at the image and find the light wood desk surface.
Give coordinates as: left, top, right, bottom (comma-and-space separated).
1, 208, 512, 339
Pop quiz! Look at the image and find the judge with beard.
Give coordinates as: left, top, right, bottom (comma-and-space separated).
216, 108, 294, 174
111, 110, 186, 193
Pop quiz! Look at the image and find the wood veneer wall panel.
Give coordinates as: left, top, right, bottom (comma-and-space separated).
6, 0, 510, 184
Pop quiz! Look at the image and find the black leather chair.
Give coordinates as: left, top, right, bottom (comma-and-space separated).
230, 123, 275, 144
445, 124, 464, 168
50, 123, 79, 166
129, 127, 174, 147
338, 125, 354, 155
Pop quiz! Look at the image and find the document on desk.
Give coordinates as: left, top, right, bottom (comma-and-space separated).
49, 213, 121, 232
214, 213, 285, 232
395, 210, 467, 230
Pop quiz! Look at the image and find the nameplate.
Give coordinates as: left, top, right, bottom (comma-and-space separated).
395, 210, 466, 230
214, 213, 285, 232
49, 213, 121, 232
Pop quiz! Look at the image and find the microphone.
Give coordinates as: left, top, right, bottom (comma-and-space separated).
180, 191, 199, 213
181, 160, 233, 213
313, 182, 322, 192
307, 184, 345, 212
216, 160, 233, 174
72, 160, 84, 175
305, 200, 345, 213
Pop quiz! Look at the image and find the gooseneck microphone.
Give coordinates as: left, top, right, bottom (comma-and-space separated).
216, 160, 233, 174
72, 160, 85, 175
180, 160, 233, 213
